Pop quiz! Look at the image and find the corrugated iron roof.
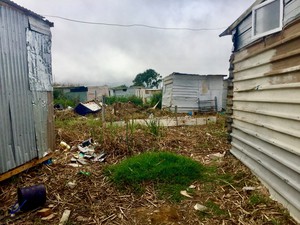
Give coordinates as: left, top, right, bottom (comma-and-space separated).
0, 0, 53, 27
164, 72, 226, 80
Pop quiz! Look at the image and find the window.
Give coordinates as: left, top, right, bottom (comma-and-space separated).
252, 0, 283, 39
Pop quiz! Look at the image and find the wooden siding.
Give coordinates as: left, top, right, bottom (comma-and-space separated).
230, 18, 300, 222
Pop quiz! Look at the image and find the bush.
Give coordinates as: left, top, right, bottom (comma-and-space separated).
105, 95, 143, 106
149, 92, 162, 109
53, 90, 78, 108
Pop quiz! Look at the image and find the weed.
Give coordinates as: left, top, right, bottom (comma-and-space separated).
249, 193, 269, 205
205, 200, 227, 216
271, 218, 281, 225
149, 91, 162, 109
145, 119, 161, 136
104, 151, 213, 202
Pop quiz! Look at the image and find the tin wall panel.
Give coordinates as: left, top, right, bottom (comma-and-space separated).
0, 6, 38, 173
230, 17, 300, 222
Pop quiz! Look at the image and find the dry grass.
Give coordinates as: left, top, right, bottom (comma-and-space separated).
0, 106, 297, 225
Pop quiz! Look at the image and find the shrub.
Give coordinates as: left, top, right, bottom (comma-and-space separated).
105, 95, 143, 106
149, 91, 162, 109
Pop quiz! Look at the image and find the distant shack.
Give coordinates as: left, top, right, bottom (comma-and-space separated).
162, 72, 227, 113
0, 0, 54, 181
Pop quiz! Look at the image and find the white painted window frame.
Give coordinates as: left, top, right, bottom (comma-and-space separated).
251, 0, 284, 39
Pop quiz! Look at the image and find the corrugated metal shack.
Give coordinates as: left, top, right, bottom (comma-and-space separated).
220, 0, 300, 222
162, 72, 227, 113
0, 0, 54, 180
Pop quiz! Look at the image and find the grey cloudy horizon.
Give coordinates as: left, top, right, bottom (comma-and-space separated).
13, 0, 254, 87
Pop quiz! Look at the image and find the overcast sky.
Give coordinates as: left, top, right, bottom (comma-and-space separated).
14, 0, 254, 87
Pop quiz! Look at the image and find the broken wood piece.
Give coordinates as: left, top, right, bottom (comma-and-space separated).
37, 208, 52, 217
41, 214, 55, 221
59, 209, 71, 225
67, 163, 82, 168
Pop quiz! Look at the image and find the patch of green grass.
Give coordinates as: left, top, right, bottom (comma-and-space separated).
270, 218, 281, 225
157, 183, 190, 202
249, 193, 269, 205
205, 201, 227, 216
104, 151, 213, 201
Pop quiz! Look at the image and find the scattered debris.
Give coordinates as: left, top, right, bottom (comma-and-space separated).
81, 138, 93, 147
207, 152, 226, 160
78, 171, 91, 176
242, 186, 257, 193
41, 213, 55, 221
59, 209, 71, 225
67, 163, 82, 168
77, 158, 88, 165
66, 181, 76, 189
69, 139, 107, 164
60, 141, 70, 150
54, 103, 64, 110
0, 112, 296, 225
37, 208, 52, 217
194, 203, 208, 212
74, 101, 101, 116
180, 190, 193, 198
189, 185, 196, 189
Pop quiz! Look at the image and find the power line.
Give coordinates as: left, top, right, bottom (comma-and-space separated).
43, 15, 225, 31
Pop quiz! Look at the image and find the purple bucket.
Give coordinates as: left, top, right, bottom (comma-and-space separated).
17, 184, 46, 211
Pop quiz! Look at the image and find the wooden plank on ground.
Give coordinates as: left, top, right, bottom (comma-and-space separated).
0, 153, 53, 182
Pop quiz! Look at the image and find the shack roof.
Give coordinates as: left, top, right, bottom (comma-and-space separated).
219, 0, 263, 37
0, 0, 53, 27
164, 72, 226, 80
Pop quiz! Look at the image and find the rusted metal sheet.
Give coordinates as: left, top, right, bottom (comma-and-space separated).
229, 16, 300, 223
0, 2, 53, 174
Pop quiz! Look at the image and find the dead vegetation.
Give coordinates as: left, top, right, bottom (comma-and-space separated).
0, 104, 297, 225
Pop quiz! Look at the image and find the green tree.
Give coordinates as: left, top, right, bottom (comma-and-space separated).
132, 69, 162, 88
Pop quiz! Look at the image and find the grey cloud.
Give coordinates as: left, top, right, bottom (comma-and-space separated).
14, 0, 254, 86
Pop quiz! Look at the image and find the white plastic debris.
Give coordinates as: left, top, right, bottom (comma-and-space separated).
194, 203, 208, 212
180, 190, 193, 198
78, 145, 95, 154
189, 185, 196, 189
66, 181, 76, 189
242, 186, 256, 192
67, 163, 82, 168
207, 152, 226, 159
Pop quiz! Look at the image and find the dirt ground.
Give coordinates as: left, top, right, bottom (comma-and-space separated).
0, 104, 298, 225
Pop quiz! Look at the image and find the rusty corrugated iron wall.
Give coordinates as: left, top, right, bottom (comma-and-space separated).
230, 11, 300, 224
0, 1, 53, 174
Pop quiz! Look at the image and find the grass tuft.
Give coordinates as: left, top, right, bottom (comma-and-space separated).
104, 151, 212, 201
